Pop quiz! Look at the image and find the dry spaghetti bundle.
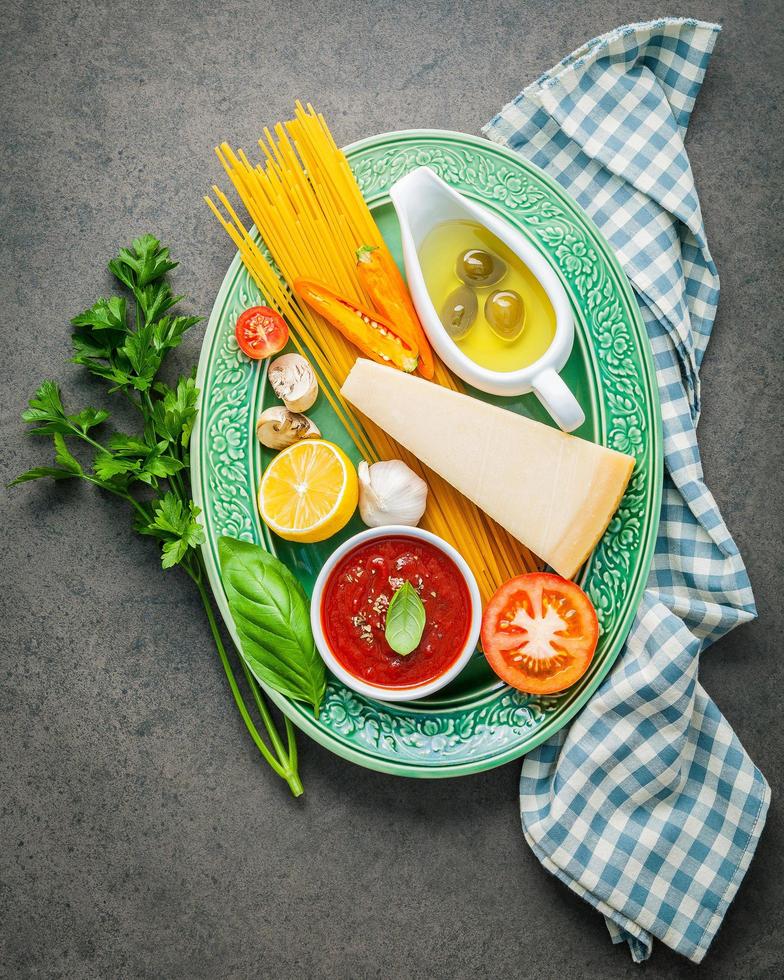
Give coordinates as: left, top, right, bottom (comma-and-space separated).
206, 102, 540, 602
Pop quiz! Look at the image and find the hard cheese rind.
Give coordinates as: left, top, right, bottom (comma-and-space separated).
341, 359, 635, 579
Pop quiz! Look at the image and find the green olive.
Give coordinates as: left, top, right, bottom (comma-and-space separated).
456, 248, 506, 287
485, 289, 525, 342
440, 286, 477, 341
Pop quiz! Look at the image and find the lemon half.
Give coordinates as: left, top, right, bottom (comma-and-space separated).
258, 439, 358, 543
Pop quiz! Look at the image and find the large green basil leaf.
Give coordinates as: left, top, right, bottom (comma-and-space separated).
219, 536, 326, 716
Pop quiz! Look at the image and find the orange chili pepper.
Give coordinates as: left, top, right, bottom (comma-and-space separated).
355, 245, 435, 379
294, 278, 418, 373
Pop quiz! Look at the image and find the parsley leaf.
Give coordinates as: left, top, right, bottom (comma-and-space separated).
21, 381, 70, 434
8, 466, 81, 486
53, 433, 83, 476
152, 375, 199, 447
137, 282, 181, 323
152, 315, 201, 353
7, 427, 83, 486
73, 238, 201, 398
93, 452, 141, 482
69, 407, 109, 434
71, 333, 114, 361
138, 492, 205, 568
144, 454, 185, 479
108, 433, 150, 456
150, 492, 192, 535
120, 323, 160, 390
71, 296, 127, 333
110, 235, 177, 288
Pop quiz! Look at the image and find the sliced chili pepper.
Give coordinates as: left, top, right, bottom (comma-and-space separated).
356, 245, 435, 379
294, 278, 418, 373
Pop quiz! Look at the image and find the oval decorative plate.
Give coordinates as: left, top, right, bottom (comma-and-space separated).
192, 130, 662, 778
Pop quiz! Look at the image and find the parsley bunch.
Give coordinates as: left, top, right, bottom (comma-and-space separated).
11, 236, 302, 796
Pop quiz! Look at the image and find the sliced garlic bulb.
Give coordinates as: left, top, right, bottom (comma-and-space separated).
358, 459, 428, 528
268, 353, 318, 412
256, 407, 320, 451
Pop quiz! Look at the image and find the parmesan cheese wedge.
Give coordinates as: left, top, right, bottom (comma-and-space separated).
341, 359, 635, 579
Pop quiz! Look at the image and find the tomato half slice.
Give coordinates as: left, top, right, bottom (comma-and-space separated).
481, 573, 599, 695
235, 306, 289, 359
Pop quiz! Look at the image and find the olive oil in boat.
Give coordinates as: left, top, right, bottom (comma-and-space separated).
418, 219, 556, 373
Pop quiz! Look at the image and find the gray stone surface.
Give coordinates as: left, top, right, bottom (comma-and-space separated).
2, 1, 782, 977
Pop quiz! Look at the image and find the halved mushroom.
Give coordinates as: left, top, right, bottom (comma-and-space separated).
268, 353, 318, 412
255, 407, 320, 450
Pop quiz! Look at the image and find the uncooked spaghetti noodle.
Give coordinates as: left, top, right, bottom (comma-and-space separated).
207, 102, 540, 602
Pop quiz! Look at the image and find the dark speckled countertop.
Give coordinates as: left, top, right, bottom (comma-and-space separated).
2, 2, 782, 977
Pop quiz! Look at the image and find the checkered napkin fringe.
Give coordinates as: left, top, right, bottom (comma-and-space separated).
484, 19, 770, 964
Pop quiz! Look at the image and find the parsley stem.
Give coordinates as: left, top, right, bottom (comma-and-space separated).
285, 714, 298, 771
122, 389, 143, 413
143, 390, 157, 446
193, 571, 285, 777
63, 422, 112, 457
171, 466, 189, 505
81, 474, 153, 523
238, 656, 297, 779
74, 430, 107, 454
191, 560, 303, 796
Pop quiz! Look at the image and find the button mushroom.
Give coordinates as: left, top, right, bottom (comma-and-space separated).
256, 407, 320, 451
268, 353, 318, 412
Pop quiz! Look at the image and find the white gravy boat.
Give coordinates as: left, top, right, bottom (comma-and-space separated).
390, 167, 585, 432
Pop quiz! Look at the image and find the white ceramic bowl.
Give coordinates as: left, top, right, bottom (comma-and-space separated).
310, 525, 481, 702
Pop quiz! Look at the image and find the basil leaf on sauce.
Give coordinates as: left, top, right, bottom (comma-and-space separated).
218, 536, 326, 717
385, 581, 426, 656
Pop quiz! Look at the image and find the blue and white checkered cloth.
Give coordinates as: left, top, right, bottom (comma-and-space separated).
484, 18, 770, 964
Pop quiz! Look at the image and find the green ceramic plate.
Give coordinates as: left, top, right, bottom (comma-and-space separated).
192, 130, 662, 778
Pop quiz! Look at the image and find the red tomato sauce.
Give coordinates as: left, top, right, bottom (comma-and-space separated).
321, 535, 472, 689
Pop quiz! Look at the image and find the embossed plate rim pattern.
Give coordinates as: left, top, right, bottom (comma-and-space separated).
192, 129, 662, 778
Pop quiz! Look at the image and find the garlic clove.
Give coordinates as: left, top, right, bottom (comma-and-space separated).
268, 353, 318, 413
256, 407, 320, 450
358, 461, 384, 521
358, 459, 428, 528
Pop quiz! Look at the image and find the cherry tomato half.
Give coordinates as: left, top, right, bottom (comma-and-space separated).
481, 572, 599, 695
235, 306, 289, 360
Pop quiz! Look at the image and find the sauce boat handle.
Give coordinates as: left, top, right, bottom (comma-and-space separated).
531, 368, 585, 433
